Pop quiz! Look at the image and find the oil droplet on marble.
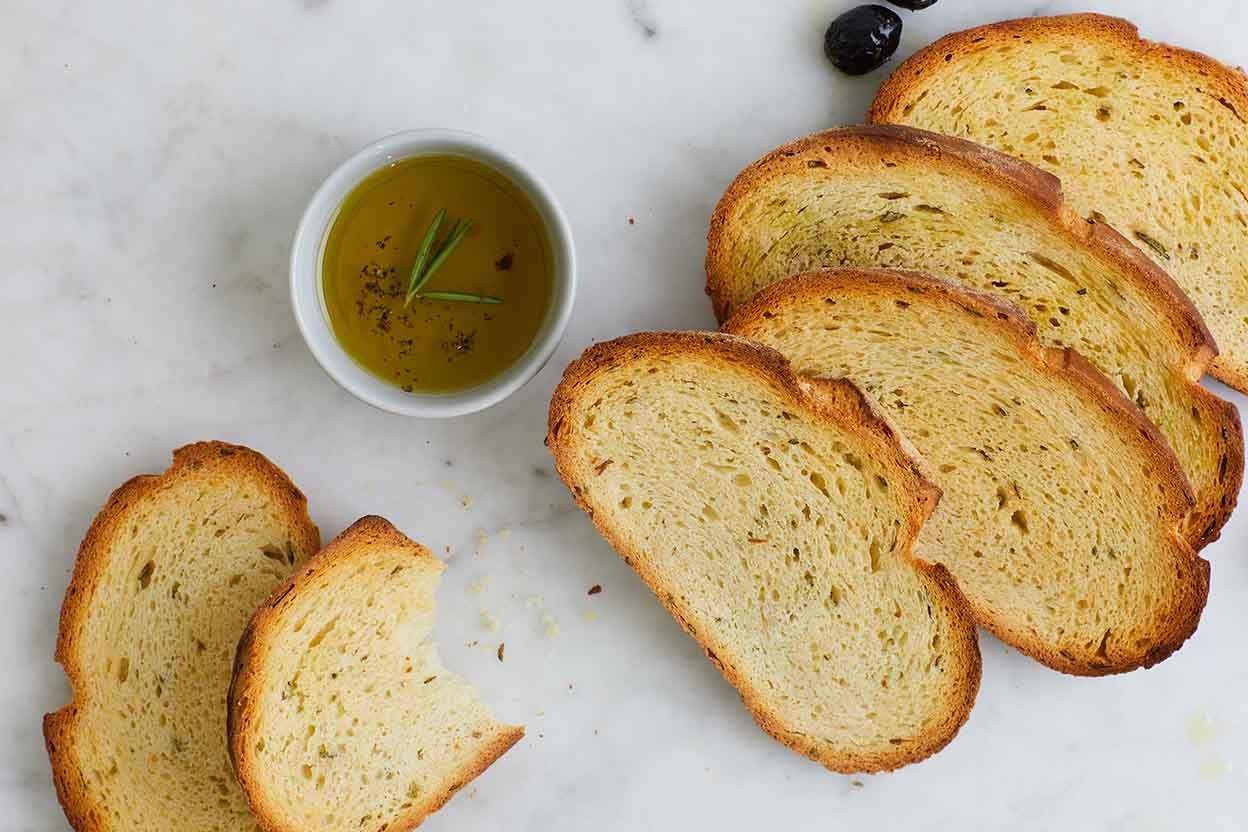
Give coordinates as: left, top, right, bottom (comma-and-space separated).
1199, 755, 1231, 781
1187, 711, 1218, 746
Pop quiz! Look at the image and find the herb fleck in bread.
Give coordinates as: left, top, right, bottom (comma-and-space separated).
869, 13, 1248, 391
43, 441, 320, 832
229, 516, 523, 832
726, 269, 1210, 674
547, 332, 980, 773
705, 125, 1242, 550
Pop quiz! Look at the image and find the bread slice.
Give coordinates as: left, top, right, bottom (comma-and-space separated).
43, 441, 320, 832
705, 124, 1242, 551
228, 516, 523, 832
546, 332, 980, 772
725, 269, 1211, 674
869, 13, 1248, 391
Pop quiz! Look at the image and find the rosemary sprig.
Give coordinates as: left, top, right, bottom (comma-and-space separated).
415, 290, 503, 305
404, 211, 477, 307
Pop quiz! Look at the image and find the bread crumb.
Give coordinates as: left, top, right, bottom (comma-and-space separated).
588, 584, 602, 595
479, 610, 500, 632
460, 495, 473, 509
850, 779, 864, 788
497, 643, 505, 662
467, 575, 490, 595
498, 528, 511, 540
541, 611, 560, 638
582, 610, 598, 623
525, 595, 545, 609
536, 708, 545, 716
627, 216, 636, 225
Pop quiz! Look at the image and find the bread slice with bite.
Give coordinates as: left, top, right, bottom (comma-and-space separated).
868, 13, 1248, 391
705, 124, 1242, 550
228, 516, 523, 832
725, 269, 1210, 674
547, 332, 980, 773
44, 441, 321, 832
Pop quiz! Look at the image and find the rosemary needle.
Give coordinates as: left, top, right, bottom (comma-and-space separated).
405, 208, 445, 305
416, 290, 503, 305
404, 212, 477, 307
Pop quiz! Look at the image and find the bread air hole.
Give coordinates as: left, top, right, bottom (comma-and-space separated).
260, 545, 287, 564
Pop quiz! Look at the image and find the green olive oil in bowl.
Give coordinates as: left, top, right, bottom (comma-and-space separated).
321, 155, 554, 393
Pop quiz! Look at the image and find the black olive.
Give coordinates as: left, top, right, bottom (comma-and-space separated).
823, 5, 903, 76
887, 0, 938, 9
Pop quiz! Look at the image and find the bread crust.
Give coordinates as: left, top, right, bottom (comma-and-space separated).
704, 124, 1243, 551
724, 269, 1211, 675
547, 331, 981, 773
43, 441, 321, 832
868, 13, 1248, 390
228, 516, 524, 832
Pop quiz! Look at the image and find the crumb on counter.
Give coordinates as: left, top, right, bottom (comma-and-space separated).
498, 528, 512, 540
497, 643, 505, 662
479, 610, 500, 632
468, 575, 491, 595
581, 610, 598, 623
588, 584, 602, 596
459, 495, 473, 509
525, 595, 545, 609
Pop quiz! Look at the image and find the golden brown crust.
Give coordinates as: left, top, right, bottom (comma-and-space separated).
546, 331, 981, 773
868, 13, 1248, 389
229, 516, 523, 832
723, 269, 1211, 675
43, 441, 320, 832
703, 124, 1242, 550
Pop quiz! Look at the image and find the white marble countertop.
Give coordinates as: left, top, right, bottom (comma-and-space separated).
4, 1, 1246, 829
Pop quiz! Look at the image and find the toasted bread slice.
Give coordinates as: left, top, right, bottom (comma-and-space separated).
547, 332, 980, 773
43, 442, 320, 832
705, 125, 1242, 550
229, 516, 523, 832
869, 13, 1248, 390
726, 269, 1210, 673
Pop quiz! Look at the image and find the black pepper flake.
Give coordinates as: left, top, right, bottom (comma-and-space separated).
494, 252, 515, 271
451, 330, 476, 353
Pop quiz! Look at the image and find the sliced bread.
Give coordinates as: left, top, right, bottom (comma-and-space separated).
546, 332, 980, 773
43, 441, 320, 832
705, 124, 1242, 550
869, 13, 1248, 390
228, 516, 523, 832
725, 269, 1210, 673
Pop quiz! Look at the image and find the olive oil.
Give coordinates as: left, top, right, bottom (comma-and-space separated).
322, 155, 553, 393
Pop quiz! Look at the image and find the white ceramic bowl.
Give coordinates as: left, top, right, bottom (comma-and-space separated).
290, 129, 576, 418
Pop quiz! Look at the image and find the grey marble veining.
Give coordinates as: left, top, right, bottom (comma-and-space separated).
3, 1, 1246, 829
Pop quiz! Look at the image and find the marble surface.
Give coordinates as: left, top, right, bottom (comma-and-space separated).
4, 0, 1246, 829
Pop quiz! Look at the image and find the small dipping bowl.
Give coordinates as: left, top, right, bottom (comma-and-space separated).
291, 129, 576, 417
